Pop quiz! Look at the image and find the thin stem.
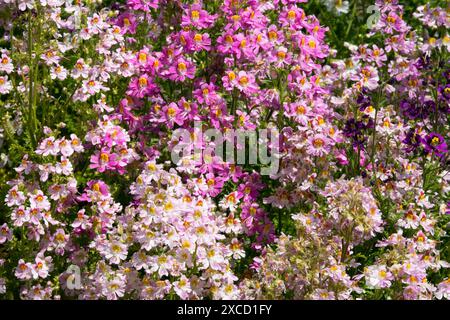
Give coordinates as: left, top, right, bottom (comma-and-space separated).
27, 10, 36, 148
345, 1, 358, 39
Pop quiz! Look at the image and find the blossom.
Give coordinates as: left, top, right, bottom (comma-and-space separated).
422, 133, 448, 158
50, 65, 68, 80
127, 0, 159, 12
127, 74, 158, 98
0, 0, 449, 302
364, 265, 394, 289
89, 149, 118, 173
0, 224, 12, 244
0, 54, 14, 74
0, 76, 12, 94
219, 191, 241, 212
29, 191, 51, 211
181, 4, 216, 29
104, 241, 128, 265
15, 260, 33, 280
41, 49, 60, 65
11, 206, 30, 227
31, 255, 52, 279
306, 134, 331, 157
5, 186, 26, 207
165, 57, 196, 82
172, 276, 192, 299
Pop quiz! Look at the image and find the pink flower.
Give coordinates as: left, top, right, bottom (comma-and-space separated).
41, 49, 60, 65
70, 134, 84, 153
116, 12, 138, 34
127, 74, 158, 98
0, 224, 12, 244
235, 71, 259, 94
5, 186, 26, 207
127, 0, 159, 12
364, 265, 394, 289
50, 65, 68, 80
11, 206, 30, 227
90, 149, 118, 172
58, 138, 74, 157
31, 254, 52, 279
71, 58, 89, 79
191, 32, 212, 51
351, 66, 379, 90
181, 4, 216, 29
165, 57, 196, 82
82, 78, 105, 96
222, 70, 238, 91
104, 240, 128, 264
15, 260, 33, 280
219, 191, 242, 212
162, 103, 185, 128
36, 137, 60, 156
29, 191, 51, 211
279, 6, 305, 27
173, 276, 192, 299
0, 76, 12, 94
204, 173, 224, 197
0, 54, 14, 74
306, 134, 331, 157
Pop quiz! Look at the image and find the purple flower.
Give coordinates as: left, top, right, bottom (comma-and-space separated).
438, 84, 450, 101
422, 133, 448, 158
402, 129, 422, 153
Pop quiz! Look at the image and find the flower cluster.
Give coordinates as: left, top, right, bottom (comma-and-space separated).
0, 0, 449, 300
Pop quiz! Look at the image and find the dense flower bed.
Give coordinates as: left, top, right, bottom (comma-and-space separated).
0, 0, 449, 300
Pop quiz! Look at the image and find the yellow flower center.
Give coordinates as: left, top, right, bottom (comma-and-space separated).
387, 16, 396, 24
138, 76, 147, 87
431, 137, 440, 146
287, 10, 296, 20
268, 30, 277, 40
178, 62, 187, 72
239, 76, 248, 86
100, 153, 109, 162
277, 50, 286, 59
191, 10, 200, 20
167, 107, 176, 118
313, 138, 324, 148
194, 33, 202, 42
138, 52, 147, 63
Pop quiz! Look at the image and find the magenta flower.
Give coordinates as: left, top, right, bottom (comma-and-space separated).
235, 71, 259, 94
165, 57, 196, 82
127, 74, 158, 98
116, 12, 137, 34
181, 4, 216, 29
162, 103, 185, 128
127, 0, 159, 12
90, 149, 118, 172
